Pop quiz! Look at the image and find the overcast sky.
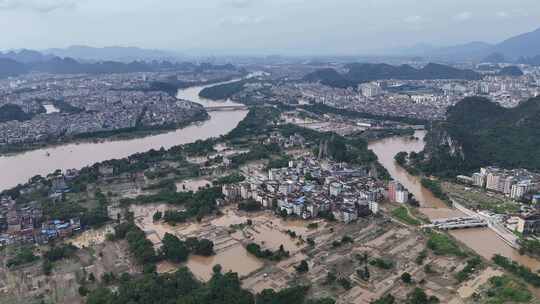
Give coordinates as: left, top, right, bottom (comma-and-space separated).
1, 0, 540, 55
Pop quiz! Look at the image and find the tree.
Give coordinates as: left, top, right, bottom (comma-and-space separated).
195, 239, 215, 256
325, 272, 337, 285
213, 264, 223, 274
257, 286, 309, 304
86, 287, 115, 304
101, 272, 116, 285
185, 237, 199, 251
296, 260, 309, 273
394, 151, 408, 166
406, 288, 439, 304
401, 272, 412, 284
153, 211, 162, 222
6, 246, 39, 268
78, 286, 89, 296
372, 294, 395, 304
337, 277, 352, 290
306, 298, 335, 304
161, 233, 189, 263
42, 260, 53, 276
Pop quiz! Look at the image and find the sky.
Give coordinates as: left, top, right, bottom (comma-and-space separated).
1, 0, 540, 55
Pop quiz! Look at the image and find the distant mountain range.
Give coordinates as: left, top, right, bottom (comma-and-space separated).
303, 63, 481, 88
43, 46, 181, 62
0, 58, 28, 78
0, 49, 236, 79
397, 27, 540, 62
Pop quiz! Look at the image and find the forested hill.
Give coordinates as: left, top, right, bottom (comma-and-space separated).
0, 58, 29, 78
302, 68, 355, 89
418, 96, 540, 176
303, 63, 481, 88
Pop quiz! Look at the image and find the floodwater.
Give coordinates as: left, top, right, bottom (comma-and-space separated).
369, 131, 540, 270
176, 178, 211, 192
186, 244, 263, 281
129, 203, 194, 241
0, 81, 248, 191
211, 208, 249, 227
132, 205, 317, 281
69, 224, 114, 248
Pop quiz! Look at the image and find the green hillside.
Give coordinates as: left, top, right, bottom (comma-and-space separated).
417, 96, 540, 176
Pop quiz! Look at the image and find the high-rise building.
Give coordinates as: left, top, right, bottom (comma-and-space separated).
359, 83, 381, 98
517, 214, 540, 235
511, 181, 530, 200
388, 181, 405, 203
472, 173, 486, 187
396, 190, 409, 204
486, 171, 505, 192
504, 176, 516, 195
369, 201, 379, 214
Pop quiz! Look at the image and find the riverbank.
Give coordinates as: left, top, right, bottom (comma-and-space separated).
0, 81, 248, 191
368, 131, 540, 271
0, 111, 210, 157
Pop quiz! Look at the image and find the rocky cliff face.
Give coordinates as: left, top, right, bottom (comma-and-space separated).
423, 124, 465, 160
415, 123, 470, 177
416, 96, 540, 176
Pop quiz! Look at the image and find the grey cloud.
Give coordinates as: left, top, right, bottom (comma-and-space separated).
0, 0, 77, 12
1, 0, 540, 55
404, 15, 423, 24
220, 15, 265, 25
453, 11, 472, 21
222, 0, 254, 8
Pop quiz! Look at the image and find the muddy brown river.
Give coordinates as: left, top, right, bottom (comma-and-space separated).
368, 131, 540, 270
3, 80, 539, 275
0, 82, 248, 191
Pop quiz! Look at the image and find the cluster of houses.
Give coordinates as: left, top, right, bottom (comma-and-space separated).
221, 157, 385, 223
0, 197, 41, 245
0, 169, 84, 247
0, 195, 83, 246
263, 132, 306, 149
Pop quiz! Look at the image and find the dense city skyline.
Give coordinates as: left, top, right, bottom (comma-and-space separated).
2, 0, 540, 55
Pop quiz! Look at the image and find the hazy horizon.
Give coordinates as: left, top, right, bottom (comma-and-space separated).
1, 0, 540, 55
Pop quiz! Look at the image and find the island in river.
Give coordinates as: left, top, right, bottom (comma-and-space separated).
0, 69, 246, 156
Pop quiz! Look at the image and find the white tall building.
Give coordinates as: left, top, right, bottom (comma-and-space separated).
369, 201, 379, 214
359, 83, 381, 98
396, 190, 409, 204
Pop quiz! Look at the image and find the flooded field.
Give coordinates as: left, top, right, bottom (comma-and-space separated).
129, 204, 324, 282
69, 224, 114, 248
176, 178, 211, 192
186, 245, 263, 281
129, 203, 194, 243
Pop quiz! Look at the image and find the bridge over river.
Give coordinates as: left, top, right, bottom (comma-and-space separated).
423, 217, 488, 230
205, 105, 249, 112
